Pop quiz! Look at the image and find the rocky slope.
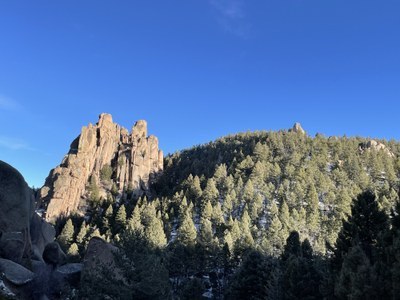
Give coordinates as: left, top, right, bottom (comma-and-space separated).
39, 113, 163, 222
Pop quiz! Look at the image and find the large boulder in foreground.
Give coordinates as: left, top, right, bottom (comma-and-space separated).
30, 213, 56, 262
0, 258, 35, 286
80, 237, 124, 298
0, 161, 34, 264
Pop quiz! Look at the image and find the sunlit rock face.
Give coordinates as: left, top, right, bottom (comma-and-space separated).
39, 113, 163, 222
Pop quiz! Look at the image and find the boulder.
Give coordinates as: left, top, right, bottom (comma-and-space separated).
81, 237, 123, 281
42, 242, 66, 267
39, 114, 164, 222
359, 140, 395, 157
0, 278, 17, 299
30, 214, 55, 262
0, 258, 35, 286
0, 232, 25, 264
0, 160, 33, 264
55, 263, 83, 286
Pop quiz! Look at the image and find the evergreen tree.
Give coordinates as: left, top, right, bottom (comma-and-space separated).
67, 242, 80, 259
201, 200, 213, 220
177, 211, 197, 247
128, 205, 143, 233
279, 200, 291, 232
333, 191, 389, 270
265, 201, 286, 256
227, 251, 276, 299
180, 278, 204, 300
58, 219, 75, 250
76, 221, 88, 244
281, 233, 322, 300
242, 179, 255, 204
144, 213, 167, 248
212, 202, 224, 226
335, 245, 373, 300
202, 178, 219, 205
115, 204, 127, 232
306, 184, 320, 233
102, 204, 113, 233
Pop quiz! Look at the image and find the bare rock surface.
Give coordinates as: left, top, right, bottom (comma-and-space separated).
359, 139, 395, 157
30, 214, 55, 261
0, 258, 35, 286
39, 113, 163, 222
81, 237, 123, 282
0, 161, 34, 264
290, 122, 306, 135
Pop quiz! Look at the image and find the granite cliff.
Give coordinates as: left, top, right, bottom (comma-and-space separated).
39, 113, 163, 222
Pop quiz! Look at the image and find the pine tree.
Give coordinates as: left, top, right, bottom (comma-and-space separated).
145, 213, 167, 248
58, 219, 75, 250
306, 184, 320, 233
242, 179, 254, 204
67, 242, 79, 257
223, 193, 233, 216
227, 251, 276, 299
333, 191, 389, 270
76, 221, 88, 244
266, 201, 286, 256
198, 217, 213, 247
281, 233, 322, 299
202, 178, 219, 205
335, 245, 372, 300
280, 200, 291, 232
102, 204, 113, 233
177, 211, 197, 247
189, 175, 203, 200
212, 202, 224, 226
213, 164, 228, 192
115, 204, 127, 232
201, 200, 213, 220
128, 205, 143, 233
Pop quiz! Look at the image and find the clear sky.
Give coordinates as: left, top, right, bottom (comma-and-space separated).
1, 0, 399, 188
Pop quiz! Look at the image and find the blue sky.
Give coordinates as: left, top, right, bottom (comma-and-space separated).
1, 0, 400, 187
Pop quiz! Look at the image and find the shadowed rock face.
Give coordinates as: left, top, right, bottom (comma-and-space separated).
0, 161, 79, 299
38, 113, 163, 222
0, 161, 34, 265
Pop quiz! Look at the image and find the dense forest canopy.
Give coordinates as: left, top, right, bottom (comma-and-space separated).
56, 129, 400, 299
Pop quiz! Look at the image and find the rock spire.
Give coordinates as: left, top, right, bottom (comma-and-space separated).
39, 114, 163, 222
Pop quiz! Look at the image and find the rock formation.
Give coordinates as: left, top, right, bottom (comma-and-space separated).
0, 160, 81, 300
359, 139, 395, 157
0, 161, 34, 265
290, 122, 306, 135
39, 113, 163, 222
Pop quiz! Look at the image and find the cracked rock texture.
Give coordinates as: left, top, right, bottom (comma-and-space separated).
39, 113, 163, 222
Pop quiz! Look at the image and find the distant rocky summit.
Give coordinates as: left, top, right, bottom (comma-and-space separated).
289, 122, 306, 135
39, 113, 163, 222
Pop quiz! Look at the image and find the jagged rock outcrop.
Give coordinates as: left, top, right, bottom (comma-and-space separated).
359, 139, 395, 157
39, 113, 164, 222
290, 122, 306, 135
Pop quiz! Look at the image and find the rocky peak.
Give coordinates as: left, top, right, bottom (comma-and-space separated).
132, 120, 148, 139
39, 114, 163, 222
290, 122, 306, 135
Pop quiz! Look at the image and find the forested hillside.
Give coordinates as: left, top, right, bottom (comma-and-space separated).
56, 127, 400, 299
